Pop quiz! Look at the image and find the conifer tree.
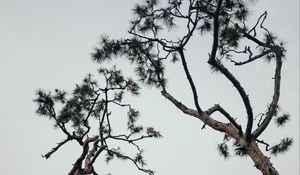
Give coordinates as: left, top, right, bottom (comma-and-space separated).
91, 0, 292, 175
35, 0, 293, 175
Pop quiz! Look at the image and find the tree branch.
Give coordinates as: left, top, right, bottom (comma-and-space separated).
81, 94, 100, 139
178, 49, 203, 114
161, 90, 241, 140
181, 1, 200, 47
256, 139, 271, 151
231, 49, 273, 66
106, 149, 154, 175
248, 11, 269, 38
208, 0, 253, 141
68, 136, 98, 175
42, 137, 72, 159
87, 144, 107, 170
252, 51, 283, 139
206, 104, 243, 135
207, 58, 254, 140
209, 0, 223, 61
108, 134, 153, 152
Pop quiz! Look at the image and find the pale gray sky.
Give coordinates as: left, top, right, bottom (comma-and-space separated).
0, 0, 299, 174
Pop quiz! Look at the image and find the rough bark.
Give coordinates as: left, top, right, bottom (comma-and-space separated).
162, 90, 280, 175
246, 141, 279, 175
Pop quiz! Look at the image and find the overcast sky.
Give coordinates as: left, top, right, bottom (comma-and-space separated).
0, 0, 299, 174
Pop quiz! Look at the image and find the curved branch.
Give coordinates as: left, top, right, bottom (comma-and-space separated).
208, 60, 254, 140
256, 139, 271, 151
248, 11, 268, 37
208, 0, 253, 141
252, 52, 282, 139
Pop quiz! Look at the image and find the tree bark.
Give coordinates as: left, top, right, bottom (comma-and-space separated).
161, 91, 280, 175
246, 141, 279, 175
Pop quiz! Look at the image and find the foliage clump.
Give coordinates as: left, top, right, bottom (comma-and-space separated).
35, 67, 161, 174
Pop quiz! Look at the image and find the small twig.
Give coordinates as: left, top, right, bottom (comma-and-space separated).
201, 123, 207, 130
256, 139, 270, 151
256, 113, 265, 127
248, 11, 268, 37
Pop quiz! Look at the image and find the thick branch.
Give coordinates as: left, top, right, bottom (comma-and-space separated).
208, 0, 253, 141
89, 145, 106, 166
81, 144, 106, 174
247, 141, 279, 175
206, 104, 243, 135
68, 136, 98, 175
161, 90, 240, 140
208, 60, 254, 140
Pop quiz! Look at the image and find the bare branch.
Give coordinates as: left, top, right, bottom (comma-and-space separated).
254, 113, 266, 127
252, 52, 283, 139
161, 90, 241, 140
256, 139, 271, 151
248, 11, 268, 37
181, 1, 201, 47
209, 0, 223, 61
178, 49, 203, 114
81, 94, 101, 139
231, 49, 273, 66
42, 137, 72, 159
108, 134, 153, 152
208, 58, 254, 140
207, 104, 243, 135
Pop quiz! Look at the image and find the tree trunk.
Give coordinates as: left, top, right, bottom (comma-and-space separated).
246, 141, 279, 175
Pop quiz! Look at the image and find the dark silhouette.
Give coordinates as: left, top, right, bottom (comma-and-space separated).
35, 0, 293, 175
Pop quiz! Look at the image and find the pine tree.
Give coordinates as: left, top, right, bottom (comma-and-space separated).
90, 0, 292, 174
35, 0, 293, 175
